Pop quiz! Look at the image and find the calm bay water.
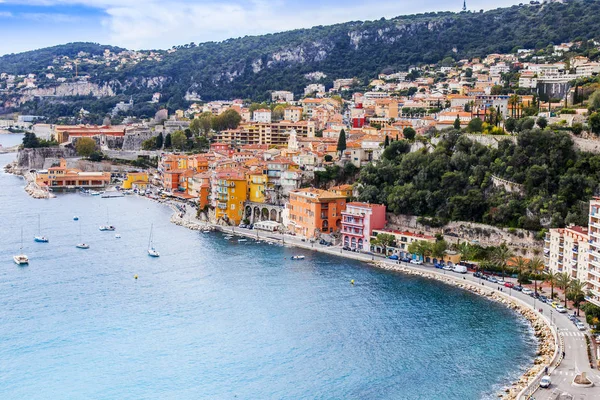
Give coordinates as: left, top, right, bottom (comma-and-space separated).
0, 151, 537, 399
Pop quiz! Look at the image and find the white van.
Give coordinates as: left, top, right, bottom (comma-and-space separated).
453, 265, 467, 274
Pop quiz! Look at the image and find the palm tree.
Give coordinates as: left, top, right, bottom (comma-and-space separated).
568, 279, 586, 316
509, 94, 520, 118
545, 271, 558, 299
510, 256, 528, 284
528, 257, 545, 295
556, 272, 572, 308
492, 243, 513, 279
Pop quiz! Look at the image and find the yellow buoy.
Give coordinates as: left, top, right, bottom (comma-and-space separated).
134, 274, 138, 280
350, 279, 355, 285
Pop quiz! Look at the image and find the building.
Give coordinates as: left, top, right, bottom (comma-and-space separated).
54, 125, 126, 144
341, 203, 386, 251
215, 170, 248, 225
330, 184, 353, 199
286, 188, 347, 238
122, 172, 149, 190
35, 158, 111, 189
271, 90, 294, 102
215, 121, 315, 146
284, 106, 303, 122
371, 229, 436, 260
252, 109, 272, 123
587, 200, 600, 306
248, 172, 268, 203
544, 226, 589, 283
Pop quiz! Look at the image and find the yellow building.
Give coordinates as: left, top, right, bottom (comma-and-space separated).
122, 172, 149, 190
215, 170, 248, 224
331, 184, 353, 199
248, 172, 268, 203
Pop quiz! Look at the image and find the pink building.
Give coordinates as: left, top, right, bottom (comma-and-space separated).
341, 202, 387, 251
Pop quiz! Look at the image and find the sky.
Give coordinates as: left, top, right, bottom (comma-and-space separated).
0, 0, 524, 55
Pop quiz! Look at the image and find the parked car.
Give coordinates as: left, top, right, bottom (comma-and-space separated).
435, 263, 444, 269
594, 334, 600, 344
504, 282, 514, 288
488, 277, 498, 284
576, 322, 586, 331
555, 305, 567, 313
496, 278, 505, 284
513, 285, 523, 291
539, 375, 551, 388
551, 301, 559, 309
453, 265, 468, 274
388, 254, 399, 260
400, 257, 411, 263
239, 224, 247, 228
522, 288, 533, 295
539, 295, 547, 302
442, 265, 453, 271
409, 259, 423, 265
473, 272, 482, 278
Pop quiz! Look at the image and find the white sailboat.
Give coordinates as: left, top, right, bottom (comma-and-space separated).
147, 224, 160, 257
13, 228, 29, 265
34, 214, 49, 243
76, 222, 89, 249
99, 208, 115, 231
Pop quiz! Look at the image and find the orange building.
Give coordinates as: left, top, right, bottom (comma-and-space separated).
35, 158, 111, 189
286, 188, 347, 238
54, 125, 126, 144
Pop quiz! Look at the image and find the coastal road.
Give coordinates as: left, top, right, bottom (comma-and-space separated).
215, 226, 600, 399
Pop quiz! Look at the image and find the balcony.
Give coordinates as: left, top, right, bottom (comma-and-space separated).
342, 218, 364, 227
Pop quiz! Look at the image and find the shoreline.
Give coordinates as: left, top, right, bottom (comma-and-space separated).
169, 209, 557, 400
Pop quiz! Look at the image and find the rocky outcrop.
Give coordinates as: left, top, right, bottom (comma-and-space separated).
16, 147, 77, 170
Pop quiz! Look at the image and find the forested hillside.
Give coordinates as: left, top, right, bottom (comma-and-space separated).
357, 129, 596, 231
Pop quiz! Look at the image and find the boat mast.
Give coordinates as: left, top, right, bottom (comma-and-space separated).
148, 224, 153, 250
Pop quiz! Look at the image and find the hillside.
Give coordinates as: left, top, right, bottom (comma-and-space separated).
2, 0, 600, 116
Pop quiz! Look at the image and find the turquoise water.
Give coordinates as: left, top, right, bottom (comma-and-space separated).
0, 152, 537, 399
0, 133, 23, 147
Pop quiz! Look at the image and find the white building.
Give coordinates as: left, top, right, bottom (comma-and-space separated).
587, 200, 600, 306
252, 109, 272, 123
304, 84, 326, 96
271, 90, 294, 102
544, 226, 589, 284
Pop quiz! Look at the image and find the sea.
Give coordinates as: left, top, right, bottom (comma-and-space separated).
0, 136, 537, 399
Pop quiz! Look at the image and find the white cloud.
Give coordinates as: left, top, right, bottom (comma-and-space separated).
0, 11, 13, 17
0, 0, 525, 50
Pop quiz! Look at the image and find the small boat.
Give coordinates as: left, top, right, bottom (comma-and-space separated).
14, 228, 29, 265
89, 190, 101, 196
73, 216, 79, 221
202, 230, 211, 233
223, 235, 233, 239
238, 238, 248, 242
147, 223, 160, 257
115, 233, 121, 238
99, 208, 115, 231
76, 222, 89, 249
291, 255, 305, 260
34, 215, 49, 243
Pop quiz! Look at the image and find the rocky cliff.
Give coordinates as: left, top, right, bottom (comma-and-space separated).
16, 147, 77, 170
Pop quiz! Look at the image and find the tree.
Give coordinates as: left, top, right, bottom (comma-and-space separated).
432, 240, 448, 260
458, 242, 477, 262
407, 240, 432, 260
453, 115, 461, 130
511, 256, 529, 284
171, 130, 187, 150
337, 128, 346, 155
571, 122, 583, 135
545, 271, 557, 299
568, 279, 586, 316
588, 89, 600, 111
589, 112, 600, 134
75, 137, 96, 157
156, 132, 164, 149
537, 116, 548, 129
372, 233, 396, 249
22, 132, 40, 148
527, 257, 545, 295
467, 117, 483, 132
198, 112, 213, 135
491, 85, 503, 95
164, 133, 172, 148
142, 137, 156, 150
556, 272, 572, 308
189, 118, 201, 136
272, 104, 286, 121
492, 243, 513, 279
324, 154, 333, 162
384, 135, 390, 148
505, 117, 516, 133
403, 127, 416, 141
212, 109, 242, 131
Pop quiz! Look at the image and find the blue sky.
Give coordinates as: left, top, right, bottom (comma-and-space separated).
0, 0, 523, 55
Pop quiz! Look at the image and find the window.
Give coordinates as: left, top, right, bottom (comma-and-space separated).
231, 204, 235, 210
